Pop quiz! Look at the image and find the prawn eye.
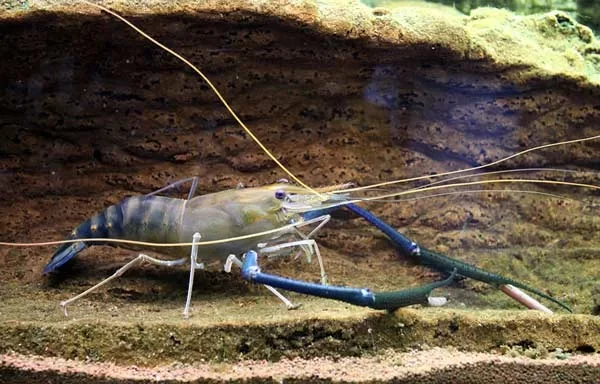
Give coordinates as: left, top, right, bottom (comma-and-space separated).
275, 189, 286, 200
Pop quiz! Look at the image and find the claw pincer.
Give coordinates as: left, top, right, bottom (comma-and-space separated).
344, 203, 571, 312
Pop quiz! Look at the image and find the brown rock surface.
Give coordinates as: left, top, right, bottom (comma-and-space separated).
1, 0, 600, 382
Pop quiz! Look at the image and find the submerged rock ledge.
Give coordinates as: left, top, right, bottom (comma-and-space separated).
13, 0, 600, 84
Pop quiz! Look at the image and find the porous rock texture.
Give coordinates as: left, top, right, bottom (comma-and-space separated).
1, 0, 600, 382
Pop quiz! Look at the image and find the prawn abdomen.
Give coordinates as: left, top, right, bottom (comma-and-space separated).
44, 196, 185, 273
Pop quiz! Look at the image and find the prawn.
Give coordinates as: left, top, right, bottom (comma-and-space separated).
42, 175, 575, 316
44, 179, 349, 317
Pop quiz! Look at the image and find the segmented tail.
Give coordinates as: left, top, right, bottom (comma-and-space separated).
44, 203, 124, 274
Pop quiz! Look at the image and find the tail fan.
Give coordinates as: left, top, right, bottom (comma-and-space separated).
43, 241, 88, 274
43, 208, 113, 274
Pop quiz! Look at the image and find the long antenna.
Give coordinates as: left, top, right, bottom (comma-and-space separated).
78, 0, 321, 196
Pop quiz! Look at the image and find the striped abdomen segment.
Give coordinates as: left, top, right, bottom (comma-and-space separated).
119, 196, 184, 244
44, 196, 185, 273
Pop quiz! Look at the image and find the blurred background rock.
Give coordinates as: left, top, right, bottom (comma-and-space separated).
361, 0, 600, 34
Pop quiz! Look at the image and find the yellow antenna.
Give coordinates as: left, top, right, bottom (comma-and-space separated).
0, 220, 303, 248
337, 178, 600, 207
3, 2, 598, 251
335, 135, 600, 194
77, 1, 600, 202
359, 189, 574, 204
78, 0, 320, 196
76, 1, 600, 201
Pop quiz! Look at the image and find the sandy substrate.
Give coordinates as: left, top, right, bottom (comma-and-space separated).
2, 347, 600, 383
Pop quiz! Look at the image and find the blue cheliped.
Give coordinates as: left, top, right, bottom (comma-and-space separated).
241, 249, 456, 310
241, 203, 572, 312
344, 204, 571, 312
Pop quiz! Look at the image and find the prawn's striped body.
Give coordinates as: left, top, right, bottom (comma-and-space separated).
44, 184, 313, 274
45, 196, 184, 273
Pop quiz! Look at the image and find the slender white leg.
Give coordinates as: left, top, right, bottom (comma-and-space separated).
260, 239, 328, 285
224, 255, 300, 310
263, 285, 301, 310
59, 254, 186, 316
294, 215, 330, 273
290, 215, 331, 262
297, 214, 331, 240
224, 254, 239, 273
183, 232, 202, 319
187, 177, 199, 200
261, 215, 330, 285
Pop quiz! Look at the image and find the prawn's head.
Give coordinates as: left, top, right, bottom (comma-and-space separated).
262, 181, 353, 217
234, 181, 353, 225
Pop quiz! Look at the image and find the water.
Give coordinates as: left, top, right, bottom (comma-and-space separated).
0, 0, 599, 376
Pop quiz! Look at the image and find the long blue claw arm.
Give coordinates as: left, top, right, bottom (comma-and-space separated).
241, 250, 456, 310
343, 203, 572, 312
